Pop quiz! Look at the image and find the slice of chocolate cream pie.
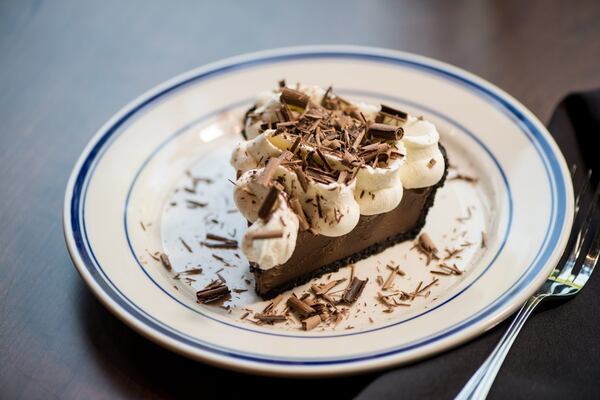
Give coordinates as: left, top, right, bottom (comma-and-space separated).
230, 82, 448, 299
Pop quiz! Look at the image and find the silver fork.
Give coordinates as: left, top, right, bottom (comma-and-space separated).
455, 171, 600, 400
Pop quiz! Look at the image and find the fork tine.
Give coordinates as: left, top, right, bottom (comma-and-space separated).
574, 169, 592, 212
558, 177, 600, 281
571, 179, 600, 284
563, 169, 592, 260
573, 214, 600, 286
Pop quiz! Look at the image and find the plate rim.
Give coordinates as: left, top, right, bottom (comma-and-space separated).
63, 45, 574, 376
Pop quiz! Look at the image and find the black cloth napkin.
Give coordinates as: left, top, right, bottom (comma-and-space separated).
355, 90, 600, 399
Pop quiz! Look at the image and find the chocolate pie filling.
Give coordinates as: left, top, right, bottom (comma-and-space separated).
251, 145, 448, 299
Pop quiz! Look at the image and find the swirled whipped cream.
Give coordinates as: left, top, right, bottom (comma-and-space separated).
230, 83, 445, 269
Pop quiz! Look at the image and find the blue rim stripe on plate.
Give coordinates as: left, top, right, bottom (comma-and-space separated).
69, 50, 567, 365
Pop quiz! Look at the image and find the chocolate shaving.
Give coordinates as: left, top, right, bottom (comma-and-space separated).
247, 230, 284, 240
380, 104, 408, 120
320, 86, 333, 106
201, 241, 238, 249
315, 148, 332, 171
377, 292, 396, 309
438, 263, 463, 275
418, 233, 438, 254
257, 185, 281, 220
159, 253, 172, 271
382, 266, 398, 290
211, 254, 233, 267
289, 198, 310, 230
430, 270, 452, 276
481, 231, 488, 248
196, 282, 230, 303
179, 237, 192, 253
206, 233, 236, 243
427, 158, 437, 169
315, 195, 323, 218
292, 166, 309, 192
302, 315, 321, 331
279, 103, 292, 121
443, 247, 464, 260
263, 294, 284, 314
312, 279, 346, 296
280, 87, 309, 109
386, 263, 406, 276
368, 123, 403, 141
289, 136, 301, 154
449, 173, 478, 183
287, 296, 316, 317
419, 278, 439, 293
174, 267, 203, 279
352, 128, 365, 150
411, 281, 423, 300
146, 250, 160, 261
254, 313, 287, 323
186, 200, 207, 209
257, 157, 281, 186
342, 277, 368, 303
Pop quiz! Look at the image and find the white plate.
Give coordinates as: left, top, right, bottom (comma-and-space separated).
64, 46, 573, 376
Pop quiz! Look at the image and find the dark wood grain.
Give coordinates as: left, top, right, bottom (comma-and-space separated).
1, 0, 599, 398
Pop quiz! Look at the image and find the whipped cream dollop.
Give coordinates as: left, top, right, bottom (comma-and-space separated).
241, 198, 299, 269
232, 84, 445, 269
398, 116, 445, 189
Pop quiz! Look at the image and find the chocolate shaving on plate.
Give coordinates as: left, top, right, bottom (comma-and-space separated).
262, 294, 284, 314
449, 173, 478, 183
196, 281, 230, 303
174, 267, 203, 279
254, 313, 287, 323
159, 253, 172, 271
302, 315, 322, 331
206, 233, 236, 243
185, 199, 207, 209
201, 241, 238, 250
342, 277, 368, 303
418, 232, 438, 254
179, 237, 192, 253
287, 295, 316, 317
382, 266, 399, 290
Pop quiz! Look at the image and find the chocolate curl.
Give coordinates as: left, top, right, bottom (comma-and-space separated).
368, 123, 403, 140
280, 87, 309, 109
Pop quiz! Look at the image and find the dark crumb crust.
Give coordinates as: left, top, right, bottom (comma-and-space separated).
250, 144, 449, 300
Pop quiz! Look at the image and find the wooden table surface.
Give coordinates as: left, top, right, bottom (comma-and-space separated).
1, 1, 600, 398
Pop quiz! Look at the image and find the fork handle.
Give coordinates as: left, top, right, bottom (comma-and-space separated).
455, 295, 544, 400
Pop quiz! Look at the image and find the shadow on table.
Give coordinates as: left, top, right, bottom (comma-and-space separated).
75, 281, 376, 397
